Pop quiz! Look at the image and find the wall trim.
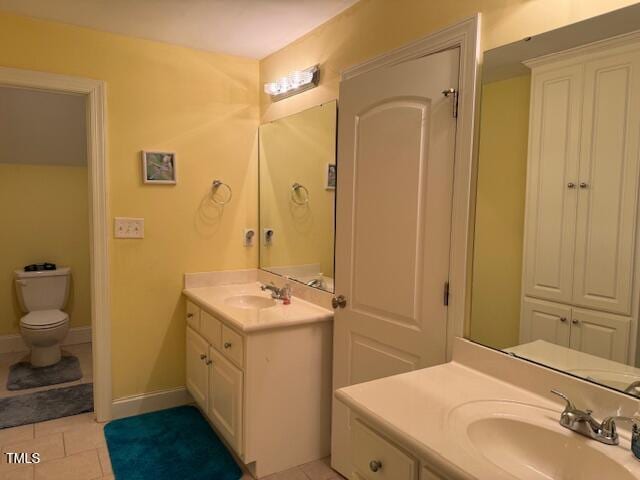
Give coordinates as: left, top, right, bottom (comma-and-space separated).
0, 326, 92, 354
0, 67, 111, 421
111, 387, 193, 420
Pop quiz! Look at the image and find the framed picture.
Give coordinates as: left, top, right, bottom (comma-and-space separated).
325, 163, 336, 190
142, 151, 177, 184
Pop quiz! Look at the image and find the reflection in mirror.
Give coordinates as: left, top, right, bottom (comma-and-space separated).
469, 4, 640, 399
259, 101, 337, 293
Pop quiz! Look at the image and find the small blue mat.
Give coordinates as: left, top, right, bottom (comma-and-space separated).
104, 405, 242, 480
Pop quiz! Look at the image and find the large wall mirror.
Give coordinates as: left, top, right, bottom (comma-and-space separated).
259, 101, 337, 293
469, 3, 640, 398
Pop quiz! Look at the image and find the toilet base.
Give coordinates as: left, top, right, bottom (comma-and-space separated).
30, 345, 62, 367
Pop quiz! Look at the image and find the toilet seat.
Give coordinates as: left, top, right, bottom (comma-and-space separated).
20, 310, 69, 329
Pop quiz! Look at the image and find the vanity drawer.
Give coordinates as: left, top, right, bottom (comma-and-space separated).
186, 301, 201, 330
201, 310, 222, 346
221, 325, 244, 367
352, 420, 417, 480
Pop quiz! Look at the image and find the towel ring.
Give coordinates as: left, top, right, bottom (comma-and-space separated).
291, 182, 309, 205
211, 180, 233, 206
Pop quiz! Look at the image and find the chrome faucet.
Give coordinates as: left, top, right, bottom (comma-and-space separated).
260, 282, 292, 302
551, 390, 640, 458
624, 380, 640, 397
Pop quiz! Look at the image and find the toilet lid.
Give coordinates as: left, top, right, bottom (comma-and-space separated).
21, 310, 68, 328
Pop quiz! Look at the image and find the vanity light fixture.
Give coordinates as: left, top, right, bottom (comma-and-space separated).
263, 65, 319, 101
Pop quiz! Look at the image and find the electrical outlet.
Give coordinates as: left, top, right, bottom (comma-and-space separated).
244, 228, 256, 246
114, 217, 145, 238
263, 228, 274, 246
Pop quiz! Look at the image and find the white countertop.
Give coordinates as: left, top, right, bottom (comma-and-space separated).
336, 361, 640, 479
183, 282, 333, 333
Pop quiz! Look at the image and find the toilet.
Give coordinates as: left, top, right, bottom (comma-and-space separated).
14, 267, 71, 367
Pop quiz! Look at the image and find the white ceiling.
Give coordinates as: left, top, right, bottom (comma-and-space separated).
0, 0, 359, 59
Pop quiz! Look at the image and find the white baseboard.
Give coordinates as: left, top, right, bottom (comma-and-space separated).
0, 326, 92, 354
111, 387, 194, 420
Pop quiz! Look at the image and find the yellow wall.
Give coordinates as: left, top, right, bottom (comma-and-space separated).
259, 0, 637, 121
259, 102, 336, 277
0, 164, 90, 335
469, 75, 530, 349
0, 12, 259, 399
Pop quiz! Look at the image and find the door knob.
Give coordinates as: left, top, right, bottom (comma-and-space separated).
332, 295, 347, 309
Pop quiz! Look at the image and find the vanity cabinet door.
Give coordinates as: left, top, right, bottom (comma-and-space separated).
569, 308, 631, 363
208, 347, 243, 455
186, 327, 209, 411
522, 64, 583, 304
520, 297, 571, 346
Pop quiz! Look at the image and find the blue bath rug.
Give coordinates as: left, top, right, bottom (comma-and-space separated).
104, 405, 242, 480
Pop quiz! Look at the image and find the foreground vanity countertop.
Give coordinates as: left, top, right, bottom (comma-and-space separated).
183, 282, 332, 332
336, 361, 640, 480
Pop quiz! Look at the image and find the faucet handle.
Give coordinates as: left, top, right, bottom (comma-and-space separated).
551, 389, 576, 411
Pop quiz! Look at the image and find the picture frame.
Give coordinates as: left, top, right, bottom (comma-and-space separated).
325, 163, 336, 190
142, 151, 177, 184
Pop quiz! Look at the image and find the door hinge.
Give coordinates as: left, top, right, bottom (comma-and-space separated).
443, 281, 450, 306
442, 88, 458, 118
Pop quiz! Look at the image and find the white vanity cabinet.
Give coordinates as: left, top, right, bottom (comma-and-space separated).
520, 36, 640, 364
183, 296, 333, 479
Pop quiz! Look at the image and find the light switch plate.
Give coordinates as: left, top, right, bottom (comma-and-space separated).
114, 217, 144, 238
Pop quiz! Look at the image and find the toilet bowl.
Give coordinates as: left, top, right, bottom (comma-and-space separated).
14, 267, 71, 367
20, 310, 70, 367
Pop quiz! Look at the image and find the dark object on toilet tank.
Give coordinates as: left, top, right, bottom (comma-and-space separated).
24, 263, 57, 272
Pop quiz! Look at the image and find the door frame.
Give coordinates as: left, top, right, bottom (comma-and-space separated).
341, 15, 481, 359
0, 67, 112, 421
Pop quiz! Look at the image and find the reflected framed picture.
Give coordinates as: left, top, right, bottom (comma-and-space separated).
325, 163, 336, 190
142, 151, 177, 184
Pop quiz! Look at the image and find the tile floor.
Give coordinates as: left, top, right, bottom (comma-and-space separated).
0, 343, 93, 399
0, 411, 344, 480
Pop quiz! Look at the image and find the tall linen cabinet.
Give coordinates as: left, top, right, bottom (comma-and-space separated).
520, 33, 640, 365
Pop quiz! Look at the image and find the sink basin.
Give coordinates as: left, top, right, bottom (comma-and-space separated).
468, 417, 635, 480
224, 295, 276, 310
447, 400, 636, 480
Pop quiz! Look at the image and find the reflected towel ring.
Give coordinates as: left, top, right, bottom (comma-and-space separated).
211, 180, 233, 206
291, 182, 310, 205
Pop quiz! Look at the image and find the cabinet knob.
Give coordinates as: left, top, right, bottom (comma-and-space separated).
332, 295, 347, 309
224, 342, 232, 349
369, 460, 382, 472
572, 319, 580, 325
579, 182, 589, 189
187, 313, 193, 318
560, 317, 567, 322
200, 354, 207, 360
567, 182, 576, 189
206, 359, 213, 365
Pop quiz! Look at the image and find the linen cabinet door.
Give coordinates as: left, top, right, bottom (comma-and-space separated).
208, 347, 243, 455
186, 327, 209, 411
570, 307, 631, 363
520, 297, 571, 347
573, 49, 640, 315
522, 65, 583, 304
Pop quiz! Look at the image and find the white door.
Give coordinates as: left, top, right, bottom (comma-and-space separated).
572, 50, 640, 315
520, 297, 571, 347
570, 307, 631, 363
332, 47, 459, 475
522, 64, 583, 304
186, 327, 209, 411
208, 347, 243, 455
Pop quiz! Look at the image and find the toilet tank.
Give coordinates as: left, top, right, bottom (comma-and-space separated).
14, 267, 71, 312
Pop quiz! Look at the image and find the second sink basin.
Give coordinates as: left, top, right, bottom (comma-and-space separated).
447, 400, 637, 480
224, 295, 276, 310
